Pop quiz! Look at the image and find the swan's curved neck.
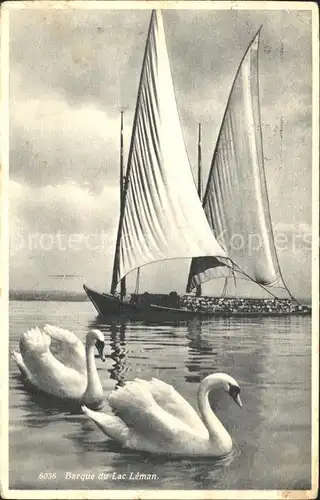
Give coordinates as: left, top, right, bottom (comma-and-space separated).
197, 376, 232, 452
83, 340, 103, 406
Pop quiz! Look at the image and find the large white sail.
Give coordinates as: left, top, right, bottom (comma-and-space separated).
187, 30, 281, 292
115, 11, 226, 285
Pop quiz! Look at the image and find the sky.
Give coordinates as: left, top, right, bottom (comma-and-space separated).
8, 4, 313, 298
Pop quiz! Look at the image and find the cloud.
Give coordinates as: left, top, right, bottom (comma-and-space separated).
10, 8, 312, 182
10, 97, 124, 191
10, 179, 119, 289
10, 9, 149, 108
10, 179, 118, 232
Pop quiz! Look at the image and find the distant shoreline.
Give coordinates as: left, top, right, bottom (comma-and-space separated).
9, 291, 311, 306
9, 291, 89, 302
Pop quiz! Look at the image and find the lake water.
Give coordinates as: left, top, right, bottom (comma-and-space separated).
9, 300, 312, 491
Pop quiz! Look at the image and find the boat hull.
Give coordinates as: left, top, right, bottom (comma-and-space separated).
83, 285, 190, 320
83, 285, 139, 316
83, 285, 311, 319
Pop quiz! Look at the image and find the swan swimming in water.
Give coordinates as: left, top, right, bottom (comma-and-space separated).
11, 325, 106, 409
82, 373, 242, 456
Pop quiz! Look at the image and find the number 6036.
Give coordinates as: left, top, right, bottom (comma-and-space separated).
38, 472, 57, 480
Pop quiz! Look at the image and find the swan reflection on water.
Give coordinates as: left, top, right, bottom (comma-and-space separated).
67, 409, 239, 488
10, 372, 85, 429
89, 318, 128, 387
88, 316, 220, 387
185, 319, 218, 384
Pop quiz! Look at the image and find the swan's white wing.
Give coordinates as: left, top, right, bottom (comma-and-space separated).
43, 324, 86, 373
18, 327, 86, 399
107, 380, 202, 444
19, 327, 50, 359
82, 405, 170, 452
88, 382, 210, 454
134, 378, 207, 436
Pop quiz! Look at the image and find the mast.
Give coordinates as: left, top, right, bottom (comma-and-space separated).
134, 267, 141, 295
110, 12, 155, 295
119, 111, 126, 299
196, 123, 202, 298
111, 112, 126, 296
120, 111, 124, 206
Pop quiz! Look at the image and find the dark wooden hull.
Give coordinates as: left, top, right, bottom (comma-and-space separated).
83, 285, 191, 320
83, 285, 311, 319
83, 285, 139, 315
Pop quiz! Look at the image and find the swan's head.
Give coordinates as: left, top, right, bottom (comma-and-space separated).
202, 373, 242, 408
221, 374, 242, 408
87, 329, 106, 362
227, 381, 242, 408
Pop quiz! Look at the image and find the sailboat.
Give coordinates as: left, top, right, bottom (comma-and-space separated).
84, 10, 311, 318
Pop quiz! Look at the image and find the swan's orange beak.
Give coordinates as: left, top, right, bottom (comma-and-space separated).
233, 394, 242, 408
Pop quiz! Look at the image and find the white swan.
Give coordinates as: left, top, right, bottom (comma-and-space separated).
11, 326, 107, 409
82, 373, 242, 456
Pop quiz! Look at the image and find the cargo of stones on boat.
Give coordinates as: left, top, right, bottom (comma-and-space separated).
179, 296, 310, 316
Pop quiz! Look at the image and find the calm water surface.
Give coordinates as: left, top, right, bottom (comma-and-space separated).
9, 300, 311, 490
